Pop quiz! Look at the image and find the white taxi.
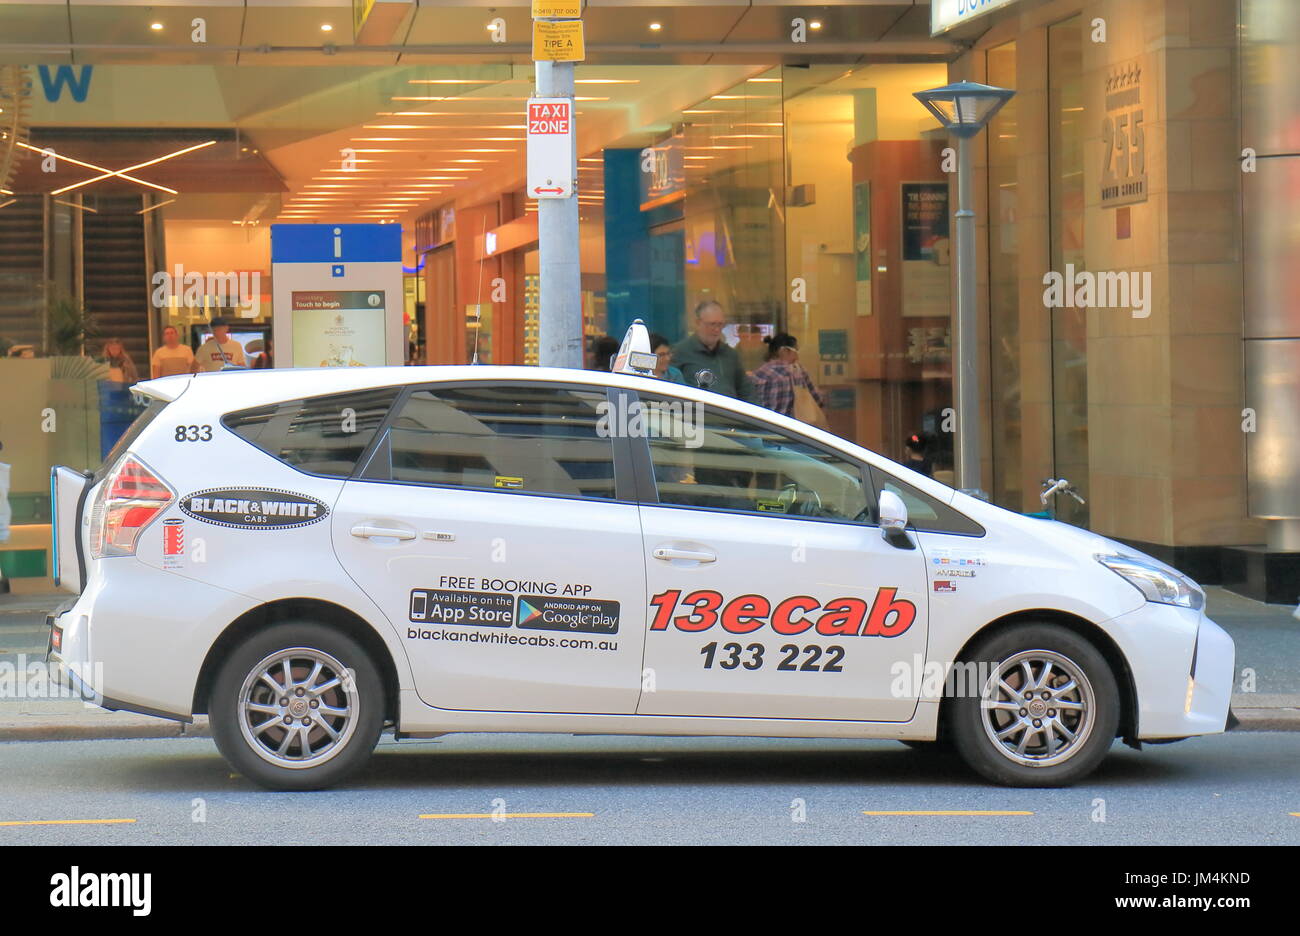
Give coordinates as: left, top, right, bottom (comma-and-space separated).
48, 335, 1235, 790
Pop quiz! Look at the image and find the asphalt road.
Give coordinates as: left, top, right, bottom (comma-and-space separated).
1, 731, 1297, 845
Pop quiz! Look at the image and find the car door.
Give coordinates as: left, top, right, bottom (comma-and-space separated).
630, 393, 929, 722
331, 381, 647, 715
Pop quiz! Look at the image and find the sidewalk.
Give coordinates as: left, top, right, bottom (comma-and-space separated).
0, 587, 1296, 742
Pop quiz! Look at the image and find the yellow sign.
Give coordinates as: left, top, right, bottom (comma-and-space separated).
532, 0, 582, 18
352, 0, 376, 38
533, 20, 586, 61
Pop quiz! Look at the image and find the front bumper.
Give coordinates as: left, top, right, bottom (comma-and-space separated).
1105, 601, 1235, 740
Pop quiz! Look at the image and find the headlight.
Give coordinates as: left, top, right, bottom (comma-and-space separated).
1096, 554, 1205, 611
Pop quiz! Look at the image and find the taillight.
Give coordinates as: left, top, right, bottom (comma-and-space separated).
88, 456, 174, 559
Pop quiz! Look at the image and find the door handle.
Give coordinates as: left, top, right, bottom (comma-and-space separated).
351, 524, 416, 541
652, 546, 717, 563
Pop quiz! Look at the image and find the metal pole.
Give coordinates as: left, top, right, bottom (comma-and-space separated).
953, 133, 981, 496
534, 59, 583, 369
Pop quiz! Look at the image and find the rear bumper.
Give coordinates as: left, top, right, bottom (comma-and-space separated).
47, 653, 192, 723
48, 559, 258, 718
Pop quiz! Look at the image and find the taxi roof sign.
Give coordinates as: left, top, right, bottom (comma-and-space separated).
612, 319, 655, 376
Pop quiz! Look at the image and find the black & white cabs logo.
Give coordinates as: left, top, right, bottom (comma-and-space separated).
179, 487, 329, 530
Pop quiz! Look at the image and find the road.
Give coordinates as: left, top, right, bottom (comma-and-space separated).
1, 731, 1297, 845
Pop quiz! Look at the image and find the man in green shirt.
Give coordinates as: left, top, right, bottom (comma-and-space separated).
671, 300, 757, 403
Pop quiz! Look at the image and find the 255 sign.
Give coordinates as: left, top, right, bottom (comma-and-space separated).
1100, 59, 1148, 208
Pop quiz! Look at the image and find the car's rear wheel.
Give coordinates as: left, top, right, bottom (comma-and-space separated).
949, 623, 1119, 787
210, 622, 384, 791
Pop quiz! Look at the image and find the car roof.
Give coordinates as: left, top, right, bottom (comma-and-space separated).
139, 365, 965, 507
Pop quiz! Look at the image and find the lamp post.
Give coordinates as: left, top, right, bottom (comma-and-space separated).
913, 80, 1014, 498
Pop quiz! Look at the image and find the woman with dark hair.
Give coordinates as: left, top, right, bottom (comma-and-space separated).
750, 332, 826, 421
100, 337, 139, 385
648, 332, 686, 384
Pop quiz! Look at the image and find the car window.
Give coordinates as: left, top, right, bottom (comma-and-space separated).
385, 385, 618, 500
96, 396, 165, 481
868, 465, 985, 536
640, 396, 872, 522
223, 387, 400, 478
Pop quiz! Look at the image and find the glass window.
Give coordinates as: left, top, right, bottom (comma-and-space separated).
868, 465, 984, 536
97, 396, 165, 480
779, 62, 955, 475
223, 387, 400, 478
987, 40, 1023, 511
386, 385, 617, 500
1048, 16, 1090, 527
642, 397, 872, 522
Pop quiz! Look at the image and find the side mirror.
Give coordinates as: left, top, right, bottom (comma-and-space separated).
879, 489, 911, 547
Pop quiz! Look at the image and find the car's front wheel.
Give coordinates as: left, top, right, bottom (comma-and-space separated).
210, 622, 385, 791
949, 623, 1120, 787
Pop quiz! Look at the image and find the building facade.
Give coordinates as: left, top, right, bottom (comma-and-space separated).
0, 0, 1294, 599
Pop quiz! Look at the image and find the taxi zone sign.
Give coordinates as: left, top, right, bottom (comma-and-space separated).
526, 98, 574, 199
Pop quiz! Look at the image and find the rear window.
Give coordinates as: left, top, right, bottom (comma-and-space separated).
96, 397, 165, 481
223, 387, 401, 478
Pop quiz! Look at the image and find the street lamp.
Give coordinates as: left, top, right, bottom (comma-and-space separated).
913, 80, 1014, 498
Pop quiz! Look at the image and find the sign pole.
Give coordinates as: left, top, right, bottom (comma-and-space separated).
529, 2, 584, 370
954, 133, 980, 496
533, 57, 582, 369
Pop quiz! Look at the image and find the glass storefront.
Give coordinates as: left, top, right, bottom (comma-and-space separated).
0, 0, 1281, 587
1047, 15, 1089, 528
986, 41, 1021, 511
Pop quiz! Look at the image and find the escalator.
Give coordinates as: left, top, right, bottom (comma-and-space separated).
0, 194, 45, 352
81, 193, 150, 366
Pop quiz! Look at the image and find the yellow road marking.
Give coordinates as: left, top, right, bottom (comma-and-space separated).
863, 810, 1033, 816
419, 812, 593, 820
0, 818, 137, 827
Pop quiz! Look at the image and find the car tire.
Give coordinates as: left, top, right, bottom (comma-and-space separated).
948, 623, 1120, 787
210, 621, 385, 791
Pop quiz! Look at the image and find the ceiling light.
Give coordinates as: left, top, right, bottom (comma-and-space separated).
649, 22, 662, 31
321, 23, 333, 32
809, 20, 822, 30
150, 22, 163, 31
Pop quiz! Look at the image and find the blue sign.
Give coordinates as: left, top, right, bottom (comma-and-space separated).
271, 224, 402, 264
38, 65, 94, 103
331, 265, 345, 277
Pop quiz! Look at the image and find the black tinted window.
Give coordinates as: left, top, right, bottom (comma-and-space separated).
386, 385, 617, 500
642, 397, 873, 522
868, 465, 984, 536
224, 387, 400, 478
